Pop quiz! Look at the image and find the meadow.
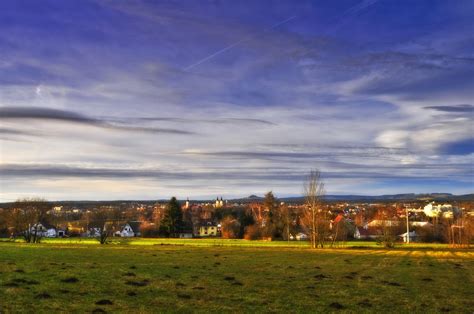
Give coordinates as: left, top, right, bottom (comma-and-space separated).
0, 240, 472, 313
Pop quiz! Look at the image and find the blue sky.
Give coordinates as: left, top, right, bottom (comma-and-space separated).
0, 0, 473, 200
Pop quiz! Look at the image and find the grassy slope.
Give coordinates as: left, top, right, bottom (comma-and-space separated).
0, 243, 472, 313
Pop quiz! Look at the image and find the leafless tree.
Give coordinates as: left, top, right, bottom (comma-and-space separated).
7, 198, 51, 243
445, 213, 473, 248
90, 207, 122, 244
302, 170, 328, 248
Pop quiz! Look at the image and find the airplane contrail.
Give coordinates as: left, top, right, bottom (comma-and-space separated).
326, 0, 379, 35
184, 16, 297, 71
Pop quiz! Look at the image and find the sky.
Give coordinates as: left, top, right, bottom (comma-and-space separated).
0, 0, 473, 201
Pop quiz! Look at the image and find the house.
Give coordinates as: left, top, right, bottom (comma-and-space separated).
28, 223, 61, 238
295, 232, 308, 241
118, 222, 142, 237
178, 231, 193, 238
354, 226, 380, 240
87, 227, 103, 237
423, 202, 459, 218
198, 222, 219, 237
367, 219, 400, 227
410, 221, 433, 228
399, 231, 418, 243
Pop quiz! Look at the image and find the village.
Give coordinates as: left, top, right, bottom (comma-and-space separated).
1, 195, 473, 246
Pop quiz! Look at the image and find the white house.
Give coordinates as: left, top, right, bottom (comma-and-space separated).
423, 202, 458, 218
119, 222, 142, 237
367, 219, 400, 227
289, 232, 311, 241
399, 231, 418, 243
410, 221, 433, 228
29, 223, 62, 238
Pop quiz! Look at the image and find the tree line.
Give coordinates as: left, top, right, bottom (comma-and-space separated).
0, 169, 472, 247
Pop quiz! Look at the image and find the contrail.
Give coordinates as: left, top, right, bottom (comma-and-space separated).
326, 0, 379, 35
184, 16, 297, 71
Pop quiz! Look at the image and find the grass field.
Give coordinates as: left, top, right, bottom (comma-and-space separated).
0, 241, 473, 313
0, 237, 457, 249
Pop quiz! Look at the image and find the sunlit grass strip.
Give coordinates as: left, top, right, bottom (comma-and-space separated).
0, 237, 465, 250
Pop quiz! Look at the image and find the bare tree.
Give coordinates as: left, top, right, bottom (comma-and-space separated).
302, 170, 327, 248
7, 198, 51, 243
90, 207, 121, 244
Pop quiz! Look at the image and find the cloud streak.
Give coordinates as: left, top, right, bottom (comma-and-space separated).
1, 163, 469, 182
424, 104, 473, 113
0, 107, 195, 135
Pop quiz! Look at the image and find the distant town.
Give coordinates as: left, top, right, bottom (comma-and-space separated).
1, 193, 473, 246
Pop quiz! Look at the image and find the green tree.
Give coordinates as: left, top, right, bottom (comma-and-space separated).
160, 197, 184, 237
262, 191, 281, 239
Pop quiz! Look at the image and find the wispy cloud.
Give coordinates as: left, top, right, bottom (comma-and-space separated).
0, 107, 196, 135
424, 104, 473, 113
1, 0, 473, 199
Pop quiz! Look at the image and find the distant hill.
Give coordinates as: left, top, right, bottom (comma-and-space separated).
233, 193, 474, 203
246, 194, 263, 200
0, 193, 472, 206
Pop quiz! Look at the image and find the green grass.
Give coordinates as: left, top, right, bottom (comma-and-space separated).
0, 237, 457, 249
0, 242, 472, 313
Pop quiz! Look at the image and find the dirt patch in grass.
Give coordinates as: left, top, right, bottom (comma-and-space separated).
329, 302, 345, 309
193, 286, 205, 290
314, 274, 329, 280
361, 275, 373, 280
232, 281, 243, 286
61, 277, 79, 283
91, 308, 107, 313
176, 282, 186, 287
381, 280, 401, 287
95, 300, 113, 305
122, 272, 136, 277
421, 277, 433, 282
127, 291, 137, 297
125, 280, 149, 287
12, 278, 39, 285
358, 299, 372, 307
177, 293, 191, 299
35, 292, 52, 299
224, 276, 235, 281
14, 269, 25, 273
3, 282, 20, 288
